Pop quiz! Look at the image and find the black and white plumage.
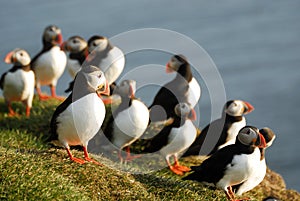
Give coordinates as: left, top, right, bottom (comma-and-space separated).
183, 100, 254, 157
1, 49, 35, 117
145, 103, 197, 175
62, 35, 88, 78
31, 25, 67, 100
234, 127, 276, 196
103, 79, 149, 161
61, 36, 88, 93
149, 54, 200, 123
87, 35, 125, 88
50, 65, 109, 164
183, 126, 267, 201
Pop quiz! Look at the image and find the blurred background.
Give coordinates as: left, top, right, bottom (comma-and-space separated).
0, 0, 299, 191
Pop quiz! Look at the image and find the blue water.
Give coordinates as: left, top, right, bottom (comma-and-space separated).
1, 1, 300, 192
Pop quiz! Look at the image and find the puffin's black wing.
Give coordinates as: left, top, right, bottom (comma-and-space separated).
144, 125, 173, 153
183, 144, 238, 183
149, 79, 188, 122
0, 72, 7, 89
49, 94, 73, 141
183, 118, 225, 157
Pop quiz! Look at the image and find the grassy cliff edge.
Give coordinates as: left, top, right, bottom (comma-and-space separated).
0, 98, 299, 201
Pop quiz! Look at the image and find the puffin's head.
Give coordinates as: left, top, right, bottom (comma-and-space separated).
224, 100, 254, 117
114, 80, 136, 99
259, 127, 276, 148
61, 35, 87, 54
81, 65, 110, 96
4, 48, 31, 66
237, 126, 267, 148
166, 54, 188, 73
87, 35, 109, 53
174, 102, 196, 120
43, 25, 63, 45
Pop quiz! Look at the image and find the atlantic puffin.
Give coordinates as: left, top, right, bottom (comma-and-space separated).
87, 35, 125, 92
183, 100, 254, 157
50, 65, 109, 164
31, 25, 67, 100
0, 48, 35, 117
234, 127, 276, 196
61, 36, 88, 92
183, 126, 267, 201
145, 102, 197, 175
148, 54, 200, 123
103, 79, 149, 161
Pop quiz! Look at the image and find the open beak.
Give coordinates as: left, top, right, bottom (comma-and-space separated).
257, 133, 267, 148
165, 62, 174, 73
96, 80, 110, 97
243, 101, 254, 114
4, 51, 14, 64
188, 109, 197, 121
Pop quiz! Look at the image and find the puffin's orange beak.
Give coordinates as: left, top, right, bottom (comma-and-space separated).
258, 133, 267, 148
4, 51, 14, 64
188, 109, 197, 121
129, 85, 135, 98
243, 101, 254, 114
60, 41, 67, 51
166, 62, 174, 73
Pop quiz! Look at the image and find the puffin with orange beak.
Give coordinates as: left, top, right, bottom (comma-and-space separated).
31, 25, 67, 100
49, 65, 109, 164
183, 126, 267, 201
0, 48, 35, 117
183, 100, 254, 157
102, 79, 149, 162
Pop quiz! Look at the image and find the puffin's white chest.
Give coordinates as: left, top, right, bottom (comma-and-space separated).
218, 117, 246, 150
56, 93, 105, 147
112, 100, 149, 148
187, 78, 201, 108
3, 69, 35, 103
217, 148, 261, 190
236, 156, 267, 195
160, 120, 197, 157
35, 46, 67, 85
99, 47, 125, 84
66, 58, 81, 78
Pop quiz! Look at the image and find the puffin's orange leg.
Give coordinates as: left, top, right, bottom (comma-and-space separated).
83, 146, 102, 165
36, 87, 50, 101
166, 157, 184, 175
66, 148, 85, 164
173, 156, 191, 172
124, 146, 141, 161
50, 86, 65, 101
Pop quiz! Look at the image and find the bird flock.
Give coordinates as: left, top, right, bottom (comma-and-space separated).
1, 24, 277, 201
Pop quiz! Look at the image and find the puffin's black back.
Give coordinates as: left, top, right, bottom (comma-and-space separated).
183, 113, 243, 157
30, 41, 54, 70
49, 94, 73, 141
183, 142, 255, 183
0, 66, 24, 89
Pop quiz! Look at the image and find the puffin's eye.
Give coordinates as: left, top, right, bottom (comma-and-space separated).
92, 42, 97, 46
20, 52, 23, 56
97, 74, 102, 78
73, 39, 78, 44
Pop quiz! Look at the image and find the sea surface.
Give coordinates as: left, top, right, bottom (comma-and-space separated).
0, 1, 300, 192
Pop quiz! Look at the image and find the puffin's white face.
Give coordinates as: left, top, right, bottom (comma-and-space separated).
175, 103, 191, 117
4, 49, 31, 66
237, 126, 267, 148
167, 56, 183, 72
225, 100, 254, 117
114, 80, 136, 98
43, 25, 62, 44
65, 36, 87, 53
87, 70, 106, 91
88, 38, 108, 53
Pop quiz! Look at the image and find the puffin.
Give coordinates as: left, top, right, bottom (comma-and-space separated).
183, 126, 267, 201
233, 127, 276, 196
183, 100, 254, 157
148, 54, 200, 123
103, 79, 149, 161
0, 48, 35, 117
145, 102, 197, 175
31, 25, 67, 100
61, 36, 89, 92
49, 65, 109, 164
87, 35, 125, 93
